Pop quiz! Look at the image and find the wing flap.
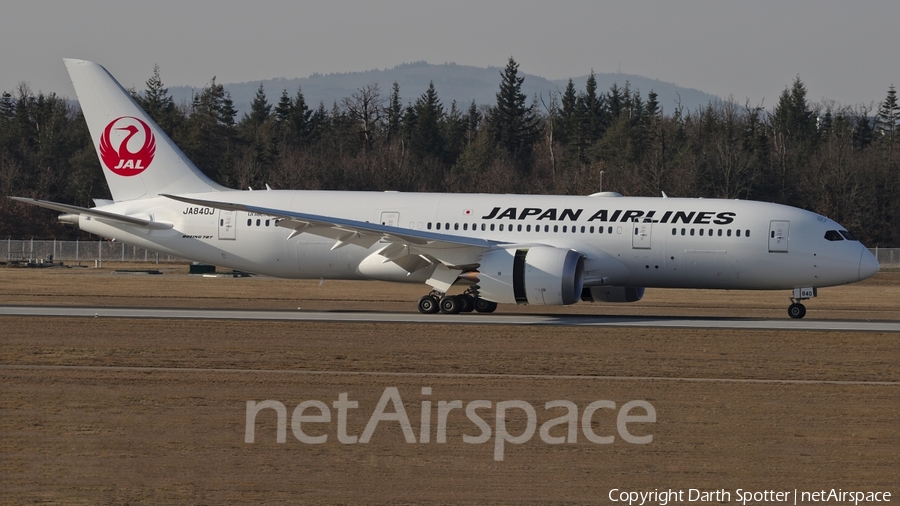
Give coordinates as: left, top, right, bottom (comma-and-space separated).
162, 194, 496, 267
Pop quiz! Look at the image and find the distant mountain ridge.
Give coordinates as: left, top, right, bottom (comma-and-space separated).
165, 61, 721, 118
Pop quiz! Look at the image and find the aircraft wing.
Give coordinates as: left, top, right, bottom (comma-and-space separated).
162, 194, 500, 269
8, 197, 173, 230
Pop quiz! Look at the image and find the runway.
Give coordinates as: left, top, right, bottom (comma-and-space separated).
2, 305, 899, 332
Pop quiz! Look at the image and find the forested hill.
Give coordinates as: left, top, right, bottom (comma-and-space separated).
166, 62, 719, 117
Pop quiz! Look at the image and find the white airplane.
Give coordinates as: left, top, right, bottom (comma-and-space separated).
11, 59, 880, 318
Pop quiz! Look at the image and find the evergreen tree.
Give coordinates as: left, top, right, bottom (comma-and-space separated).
644, 90, 660, 120
183, 77, 238, 182
875, 84, 899, 150
291, 86, 313, 143
465, 100, 481, 145
409, 81, 444, 159
136, 64, 179, 135
853, 107, 874, 150
773, 76, 817, 146
488, 57, 540, 166
558, 79, 578, 146
607, 82, 623, 121
386, 82, 403, 142
274, 89, 293, 126
247, 83, 271, 126
578, 71, 607, 146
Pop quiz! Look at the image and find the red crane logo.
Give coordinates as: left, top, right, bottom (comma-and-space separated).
99, 116, 156, 176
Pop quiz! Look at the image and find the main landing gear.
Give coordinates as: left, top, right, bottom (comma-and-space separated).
417, 289, 497, 315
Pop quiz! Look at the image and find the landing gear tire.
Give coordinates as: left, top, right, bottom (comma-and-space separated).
440, 296, 461, 314
474, 298, 498, 313
418, 295, 440, 314
458, 294, 475, 313
788, 303, 806, 319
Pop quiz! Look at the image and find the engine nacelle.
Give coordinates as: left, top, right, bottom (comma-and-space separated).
581, 286, 645, 303
477, 247, 584, 305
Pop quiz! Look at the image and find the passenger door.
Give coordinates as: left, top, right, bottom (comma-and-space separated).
768, 220, 789, 252
218, 210, 236, 240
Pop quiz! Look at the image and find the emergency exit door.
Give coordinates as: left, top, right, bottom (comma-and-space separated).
632, 220, 651, 249
380, 211, 400, 227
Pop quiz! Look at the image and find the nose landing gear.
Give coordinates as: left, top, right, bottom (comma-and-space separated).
788, 302, 806, 319
788, 287, 817, 319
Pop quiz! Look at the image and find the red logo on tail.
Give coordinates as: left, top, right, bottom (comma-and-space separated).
99, 117, 156, 176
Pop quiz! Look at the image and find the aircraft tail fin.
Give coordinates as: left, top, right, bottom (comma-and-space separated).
64, 59, 228, 202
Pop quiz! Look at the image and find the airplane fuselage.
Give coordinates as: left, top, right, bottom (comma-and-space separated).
74, 190, 875, 292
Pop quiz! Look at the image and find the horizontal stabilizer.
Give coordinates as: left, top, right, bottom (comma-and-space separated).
8, 197, 173, 230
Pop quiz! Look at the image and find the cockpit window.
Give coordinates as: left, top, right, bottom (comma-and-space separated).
824, 230, 844, 241
839, 230, 858, 241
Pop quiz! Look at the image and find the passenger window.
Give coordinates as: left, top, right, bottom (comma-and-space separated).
824, 230, 844, 241
436, 222, 441, 230
839, 230, 858, 241
690, 229, 695, 236
454, 223, 459, 230
427, 222, 432, 230
681, 228, 686, 236
736, 229, 741, 237
672, 228, 676, 235
481, 223, 485, 231
590, 226, 594, 233
463, 223, 468, 231
727, 229, 732, 237
554, 225, 558, 233
246, 219, 251, 226
256, 219, 261, 226
490, 224, 495, 231
745, 230, 750, 237
718, 229, 722, 237
608, 227, 613, 234
563, 226, 568, 233
518, 224, 522, 232
699, 229, 704, 236
265, 220, 270, 226
581, 226, 585, 233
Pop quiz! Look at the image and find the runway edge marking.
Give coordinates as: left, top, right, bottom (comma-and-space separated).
2, 364, 898, 386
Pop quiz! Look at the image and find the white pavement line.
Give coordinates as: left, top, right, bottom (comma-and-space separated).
2, 364, 898, 386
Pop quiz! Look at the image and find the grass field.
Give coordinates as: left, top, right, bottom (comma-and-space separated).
1, 264, 898, 504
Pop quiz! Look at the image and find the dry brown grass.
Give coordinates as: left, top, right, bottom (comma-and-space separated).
1, 264, 898, 504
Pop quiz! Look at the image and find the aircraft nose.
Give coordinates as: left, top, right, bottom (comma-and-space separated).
859, 248, 880, 281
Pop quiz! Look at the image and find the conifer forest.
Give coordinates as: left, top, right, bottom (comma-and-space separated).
1, 58, 898, 246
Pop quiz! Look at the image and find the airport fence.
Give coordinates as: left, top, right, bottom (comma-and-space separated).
871, 247, 900, 268
1, 239, 899, 268
1, 239, 185, 264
